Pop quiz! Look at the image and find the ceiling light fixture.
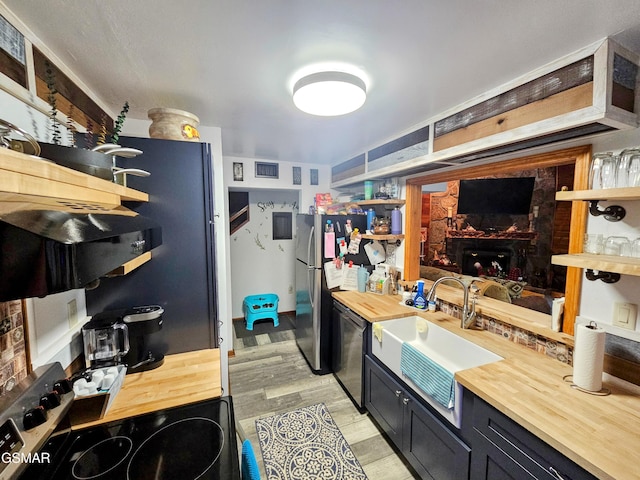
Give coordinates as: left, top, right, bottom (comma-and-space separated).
293, 71, 367, 116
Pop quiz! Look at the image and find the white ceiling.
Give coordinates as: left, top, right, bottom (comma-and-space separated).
4, 0, 640, 165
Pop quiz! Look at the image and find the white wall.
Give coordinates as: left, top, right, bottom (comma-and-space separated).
224, 155, 335, 320
230, 189, 299, 318
578, 128, 640, 340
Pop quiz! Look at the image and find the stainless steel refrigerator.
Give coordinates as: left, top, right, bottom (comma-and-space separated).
295, 213, 370, 374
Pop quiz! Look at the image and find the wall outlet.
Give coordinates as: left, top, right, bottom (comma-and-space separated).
612, 302, 637, 330
67, 299, 78, 329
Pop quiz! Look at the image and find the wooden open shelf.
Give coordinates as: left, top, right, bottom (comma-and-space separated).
552, 253, 640, 277
556, 186, 640, 202
0, 147, 148, 203
361, 234, 405, 241
357, 199, 405, 207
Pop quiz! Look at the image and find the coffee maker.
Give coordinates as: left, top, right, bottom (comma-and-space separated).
122, 305, 164, 373
82, 312, 130, 370
82, 305, 164, 374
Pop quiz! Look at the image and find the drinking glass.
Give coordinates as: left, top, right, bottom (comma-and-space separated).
604, 236, 630, 256
589, 152, 613, 189
628, 151, 640, 187
600, 153, 618, 189
583, 234, 603, 254
616, 148, 640, 188
632, 238, 640, 258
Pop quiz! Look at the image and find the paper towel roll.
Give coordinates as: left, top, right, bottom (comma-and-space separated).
572, 322, 605, 392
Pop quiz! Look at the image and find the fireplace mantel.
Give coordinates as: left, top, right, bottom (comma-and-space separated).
446, 231, 538, 241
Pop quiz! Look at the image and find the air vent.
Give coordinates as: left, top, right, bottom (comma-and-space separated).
255, 162, 279, 179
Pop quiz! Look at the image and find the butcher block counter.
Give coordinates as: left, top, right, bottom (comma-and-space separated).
70, 349, 222, 430
333, 290, 640, 480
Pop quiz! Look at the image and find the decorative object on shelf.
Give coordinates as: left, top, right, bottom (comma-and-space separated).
310, 168, 318, 185
233, 162, 244, 181
148, 108, 200, 141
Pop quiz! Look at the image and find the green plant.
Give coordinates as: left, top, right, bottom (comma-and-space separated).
112, 101, 129, 143
44, 60, 62, 145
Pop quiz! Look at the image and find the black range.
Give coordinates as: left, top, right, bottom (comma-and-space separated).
24, 396, 240, 480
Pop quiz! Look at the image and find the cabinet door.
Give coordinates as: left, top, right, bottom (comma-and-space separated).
403, 394, 471, 480
364, 355, 403, 448
471, 431, 537, 480
472, 397, 596, 480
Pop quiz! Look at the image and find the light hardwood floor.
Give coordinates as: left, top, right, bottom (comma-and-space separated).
229, 323, 420, 479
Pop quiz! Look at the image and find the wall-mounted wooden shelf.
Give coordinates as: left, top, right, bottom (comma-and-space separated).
552, 253, 640, 277
357, 199, 405, 207
361, 234, 405, 241
556, 186, 640, 202
0, 147, 148, 203
106, 252, 152, 276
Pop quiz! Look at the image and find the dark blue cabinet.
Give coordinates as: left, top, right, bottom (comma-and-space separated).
471, 396, 597, 480
365, 355, 471, 480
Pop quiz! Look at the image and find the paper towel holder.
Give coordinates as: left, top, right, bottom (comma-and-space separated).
563, 374, 611, 396
564, 321, 611, 396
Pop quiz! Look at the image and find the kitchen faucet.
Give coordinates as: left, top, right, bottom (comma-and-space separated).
426, 276, 478, 329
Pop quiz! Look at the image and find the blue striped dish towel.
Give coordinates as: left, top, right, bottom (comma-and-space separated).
400, 342, 455, 409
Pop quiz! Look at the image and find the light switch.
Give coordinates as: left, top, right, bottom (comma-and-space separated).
612, 302, 638, 330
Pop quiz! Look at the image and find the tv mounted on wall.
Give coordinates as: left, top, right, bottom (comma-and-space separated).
457, 177, 535, 215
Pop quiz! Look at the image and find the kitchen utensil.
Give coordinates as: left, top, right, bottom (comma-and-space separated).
0, 118, 41, 156
37, 143, 146, 181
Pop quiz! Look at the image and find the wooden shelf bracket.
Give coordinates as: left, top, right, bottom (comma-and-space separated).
588, 200, 626, 221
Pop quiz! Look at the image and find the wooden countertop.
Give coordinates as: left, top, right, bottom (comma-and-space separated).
70, 349, 222, 430
332, 291, 640, 480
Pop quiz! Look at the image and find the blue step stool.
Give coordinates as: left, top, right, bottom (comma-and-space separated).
243, 294, 279, 331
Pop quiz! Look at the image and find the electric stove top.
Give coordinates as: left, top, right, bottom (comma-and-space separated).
23, 396, 240, 480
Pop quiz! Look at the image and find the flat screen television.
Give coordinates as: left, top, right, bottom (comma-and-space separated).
457, 177, 535, 215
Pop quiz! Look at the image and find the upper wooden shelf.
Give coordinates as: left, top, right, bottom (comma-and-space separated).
0, 147, 148, 203
357, 199, 405, 207
361, 234, 405, 241
556, 187, 640, 202
552, 253, 640, 276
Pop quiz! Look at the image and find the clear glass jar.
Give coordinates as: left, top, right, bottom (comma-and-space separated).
589, 152, 611, 189
616, 148, 640, 188
604, 236, 630, 256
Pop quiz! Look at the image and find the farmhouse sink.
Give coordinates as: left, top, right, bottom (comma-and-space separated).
371, 315, 503, 428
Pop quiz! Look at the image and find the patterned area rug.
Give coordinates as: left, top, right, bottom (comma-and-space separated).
255, 403, 368, 480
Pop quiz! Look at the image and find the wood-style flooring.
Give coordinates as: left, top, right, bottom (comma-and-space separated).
229, 317, 420, 479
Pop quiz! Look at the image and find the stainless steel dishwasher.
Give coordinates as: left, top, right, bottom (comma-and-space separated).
332, 300, 367, 409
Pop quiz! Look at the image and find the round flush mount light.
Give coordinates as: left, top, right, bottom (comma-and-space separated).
293, 71, 367, 116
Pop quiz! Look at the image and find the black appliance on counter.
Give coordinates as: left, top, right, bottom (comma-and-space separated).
83, 305, 165, 374
295, 213, 371, 374
85, 137, 219, 358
